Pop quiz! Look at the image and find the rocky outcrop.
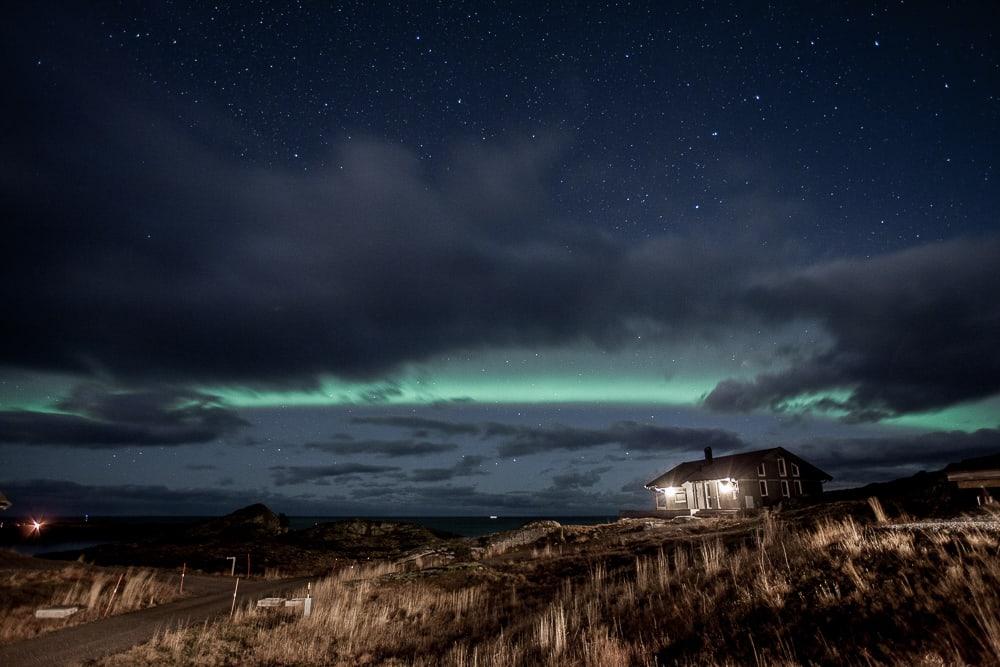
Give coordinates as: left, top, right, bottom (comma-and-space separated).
476, 520, 563, 557
185, 503, 288, 542
287, 519, 456, 559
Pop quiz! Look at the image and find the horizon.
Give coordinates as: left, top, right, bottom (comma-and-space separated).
2, 3, 999, 516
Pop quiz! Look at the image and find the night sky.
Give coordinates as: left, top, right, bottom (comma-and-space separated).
2, 2, 999, 516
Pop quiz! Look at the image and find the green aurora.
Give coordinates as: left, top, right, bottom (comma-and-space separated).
4, 361, 997, 433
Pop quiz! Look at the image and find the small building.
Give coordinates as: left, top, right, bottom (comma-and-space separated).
945, 454, 1000, 506
645, 447, 832, 514
0, 491, 10, 511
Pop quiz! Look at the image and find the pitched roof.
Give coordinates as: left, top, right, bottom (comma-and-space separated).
645, 447, 832, 488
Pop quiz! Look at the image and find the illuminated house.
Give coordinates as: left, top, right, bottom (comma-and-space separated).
645, 447, 831, 514
0, 490, 10, 511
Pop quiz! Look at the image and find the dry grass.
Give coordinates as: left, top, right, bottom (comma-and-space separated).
0, 563, 181, 645
97, 509, 1000, 666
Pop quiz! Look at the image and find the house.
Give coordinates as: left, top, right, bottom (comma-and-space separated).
0, 490, 10, 511
645, 447, 832, 514
945, 453, 1000, 506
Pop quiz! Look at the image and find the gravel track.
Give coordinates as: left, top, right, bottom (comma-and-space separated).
0, 574, 312, 667
877, 519, 1000, 532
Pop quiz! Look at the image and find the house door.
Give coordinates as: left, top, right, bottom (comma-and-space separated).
705, 482, 718, 509
745, 495, 754, 510
692, 482, 703, 509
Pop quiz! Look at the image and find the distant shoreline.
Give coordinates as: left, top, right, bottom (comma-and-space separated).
2, 514, 617, 556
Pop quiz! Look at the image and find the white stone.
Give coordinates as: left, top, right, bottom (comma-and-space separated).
256, 597, 286, 608
35, 606, 79, 619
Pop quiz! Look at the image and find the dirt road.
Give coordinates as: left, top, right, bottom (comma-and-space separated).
0, 574, 312, 667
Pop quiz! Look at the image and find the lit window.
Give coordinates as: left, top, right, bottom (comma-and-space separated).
791, 463, 800, 477
757, 463, 766, 476
675, 492, 687, 504
759, 480, 768, 496
781, 480, 790, 497
794, 480, 803, 495
777, 458, 787, 476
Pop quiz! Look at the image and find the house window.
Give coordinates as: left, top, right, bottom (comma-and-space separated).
675, 492, 687, 504
704, 483, 712, 509
781, 480, 790, 497
757, 463, 766, 476
794, 480, 803, 495
791, 463, 800, 477
777, 458, 787, 476
759, 480, 768, 496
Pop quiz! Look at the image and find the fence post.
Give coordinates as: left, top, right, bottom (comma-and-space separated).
230, 577, 240, 618
104, 572, 125, 618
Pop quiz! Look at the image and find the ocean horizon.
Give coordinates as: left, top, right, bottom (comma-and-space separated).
4, 514, 619, 555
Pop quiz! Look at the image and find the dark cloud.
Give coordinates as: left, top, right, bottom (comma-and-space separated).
347, 415, 748, 458
0, 15, 768, 391
0, 478, 328, 516
270, 463, 399, 486
489, 421, 748, 458
706, 238, 1000, 421
350, 416, 481, 436
305, 439, 458, 458
796, 427, 1000, 484
0, 385, 247, 448
0, 46, 630, 387
184, 464, 218, 471
552, 466, 611, 489
408, 455, 489, 482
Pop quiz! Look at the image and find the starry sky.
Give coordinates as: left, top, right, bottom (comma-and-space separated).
2, 2, 999, 516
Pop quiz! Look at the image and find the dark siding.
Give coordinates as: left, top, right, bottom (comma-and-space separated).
653, 487, 691, 511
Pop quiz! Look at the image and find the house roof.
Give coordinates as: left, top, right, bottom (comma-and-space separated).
944, 453, 1000, 486
645, 447, 832, 488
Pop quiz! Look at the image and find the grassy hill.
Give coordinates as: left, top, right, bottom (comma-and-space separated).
96, 499, 1000, 666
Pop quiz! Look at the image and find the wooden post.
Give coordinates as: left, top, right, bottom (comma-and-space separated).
230, 577, 240, 618
226, 556, 236, 576
104, 573, 124, 618
247, 552, 251, 578
179, 563, 186, 594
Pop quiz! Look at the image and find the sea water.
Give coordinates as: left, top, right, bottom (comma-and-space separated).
4, 515, 617, 554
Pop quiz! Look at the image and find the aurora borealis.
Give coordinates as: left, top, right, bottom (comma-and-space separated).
2, 2, 999, 515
